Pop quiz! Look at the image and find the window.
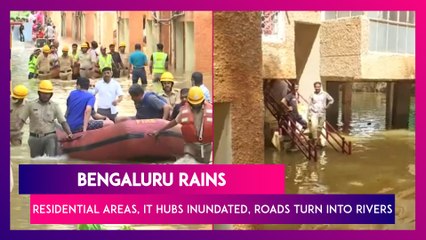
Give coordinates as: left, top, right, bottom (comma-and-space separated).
261, 11, 285, 42
322, 11, 365, 20
368, 11, 415, 54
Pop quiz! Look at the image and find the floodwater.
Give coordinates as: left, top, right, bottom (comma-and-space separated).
10, 40, 212, 230
263, 92, 415, 230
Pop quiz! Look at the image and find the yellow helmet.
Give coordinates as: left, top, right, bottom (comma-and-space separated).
160, 72, 174, 82
62, 45, 69, 52
187, 86, 205, 105
12, 84, 29, 99
38, 80, 54, 93
81, 42, 88, 48
119, 42, 126, 47
42, 45, 50, 53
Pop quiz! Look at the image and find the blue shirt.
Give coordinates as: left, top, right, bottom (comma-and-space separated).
129, 50, 148, 68
66, 90, 95, 132
135, 92, 166, 119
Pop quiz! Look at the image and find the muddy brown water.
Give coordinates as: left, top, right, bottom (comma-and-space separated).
10, 40, 211, 230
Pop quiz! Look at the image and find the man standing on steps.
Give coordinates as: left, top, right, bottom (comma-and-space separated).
282, 84, 307, 131
308, 81, 334, 147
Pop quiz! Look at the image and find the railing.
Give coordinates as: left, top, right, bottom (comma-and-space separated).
284, 80, 352, 155
264, 91, 318, 161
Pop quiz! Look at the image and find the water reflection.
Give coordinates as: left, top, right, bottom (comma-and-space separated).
10, 40, 211, 230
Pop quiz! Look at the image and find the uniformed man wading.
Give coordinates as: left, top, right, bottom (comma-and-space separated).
151, 86, 212, 164
58, 45, 73, 80
159, 72, 180, 119
17, 80, 73, 158
10, 85, 29, 146
37, 45, 53, 80
76, 42, 96, 78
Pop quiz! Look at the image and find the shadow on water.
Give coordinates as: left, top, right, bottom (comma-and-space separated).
10, 40, 211, 230
262, 92, 415, 230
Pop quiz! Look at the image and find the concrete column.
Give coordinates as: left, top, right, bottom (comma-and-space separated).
214, 11, 263, 230
392, 81, 411, 129
325, 81, 340, 128
214, 12, 263, 165
385, 82, 395, 129
341, 82, 352, 133
129, 12, 144, 52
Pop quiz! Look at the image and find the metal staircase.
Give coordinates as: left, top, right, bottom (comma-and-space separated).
264, 82, 352, 161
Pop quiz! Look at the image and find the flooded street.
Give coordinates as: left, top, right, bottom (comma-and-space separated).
10, 40, 211, 230
263, 92, 415, 230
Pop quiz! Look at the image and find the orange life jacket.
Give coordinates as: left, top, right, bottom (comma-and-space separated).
180, 102, 213, 143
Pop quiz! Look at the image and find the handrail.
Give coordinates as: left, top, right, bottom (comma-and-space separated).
264, 91, 317, 161
284, 79, 351, 155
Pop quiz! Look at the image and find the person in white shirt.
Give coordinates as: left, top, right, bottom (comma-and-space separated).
191, 72, 211, 103
94, 67, 124, 122
308, 81, 334, 146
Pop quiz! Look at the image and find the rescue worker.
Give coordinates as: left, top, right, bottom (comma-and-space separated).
118, 42, 129, 78
36, 45, 53, 80
151, 86, 212, 164
76, 42, 95, 78
98, 46, 113, 73
149, 43, 168, 86
18, 80, 73, 158
71, 43, 79, 60
58, 45, 73, 80
160, 72, 180, 112
10, 85, 29, 146
28, 48, 41, 79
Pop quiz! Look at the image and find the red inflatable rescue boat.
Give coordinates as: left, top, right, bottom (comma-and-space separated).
56, 119, 184, 162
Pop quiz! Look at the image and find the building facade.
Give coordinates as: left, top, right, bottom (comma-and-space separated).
47, 11, 212, 75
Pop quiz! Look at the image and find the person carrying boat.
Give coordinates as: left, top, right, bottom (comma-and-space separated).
28, 48, 41, 79
37, 45, 53, 80
150, 86, 212, 164
160, 72, 180, 117
115, 84, 172, 122
66, 78, 106, 133
58, 45, 73, 80
93, 67, 124, 122
17, 80, 73, 158
10, 85, 29, 146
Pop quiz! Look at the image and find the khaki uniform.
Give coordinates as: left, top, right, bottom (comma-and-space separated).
77, 52, 94, 78
59, 56, 73, 80
161, 90, 180, 118
119, 52, 129, 77
19, 100, 67, 158
10, 99, 26, 146
175, 108, 212, 163
37, 54, 52, 80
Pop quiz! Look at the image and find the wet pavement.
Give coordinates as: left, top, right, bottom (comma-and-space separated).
10, 39, 211, 230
